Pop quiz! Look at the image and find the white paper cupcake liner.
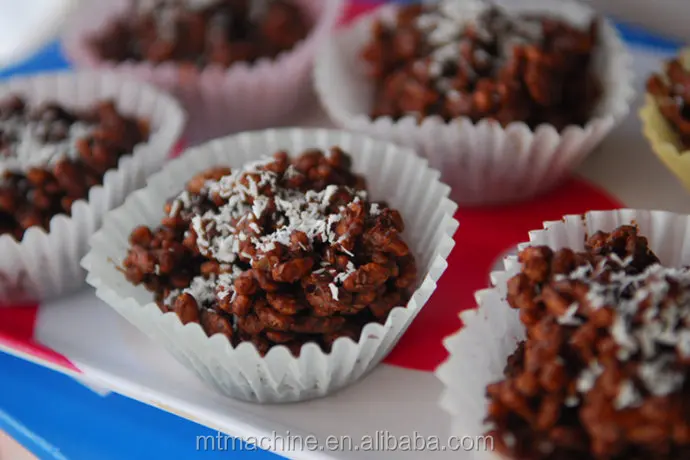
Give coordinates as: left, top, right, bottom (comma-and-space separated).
62, 0, 344, 145
435, 209, 690, 459
82, 128, 459, 403
0, 71, 185, 304
314, 0, 635, 205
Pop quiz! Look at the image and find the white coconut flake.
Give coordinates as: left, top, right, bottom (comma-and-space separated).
564, 395, 579, 408
557, 303, 582, 326
415, 13, 438, 31
428, 20, 462, 46
329, 283, 339, 301
252, 196, 269, 219
568, 264, 594, 281
474, 48, 491, 65
321, 185, 339, 207
614, 380, 642, 410
283, 164, 301, 180
169, 198, 182, 217
611, 315, 637, 357
334, 261, 356, 285
214, 265, 243, 301
164, 288, 181, 306
427, 60, 443, 79
438, 0, 488, 23
576, 360, 603, 393
182, 274, 218, 306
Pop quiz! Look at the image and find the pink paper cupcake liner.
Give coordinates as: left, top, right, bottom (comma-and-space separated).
63, 0, 344, 144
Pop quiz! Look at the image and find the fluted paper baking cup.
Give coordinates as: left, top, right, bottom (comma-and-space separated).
82, 128, 459, 403
435, 209, 690, 459
62, 0, 344, 144
0, 71, 184, 304
640, 49, 690, 192
314, 0, 634, 205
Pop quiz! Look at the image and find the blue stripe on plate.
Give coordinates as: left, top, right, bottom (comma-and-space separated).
0, 41, 69, 78
614, 19, 683, 53
0, 353, 282, 459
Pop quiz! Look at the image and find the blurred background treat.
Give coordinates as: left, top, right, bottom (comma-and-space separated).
1, 0, 689, 72
56, 0, 342, 143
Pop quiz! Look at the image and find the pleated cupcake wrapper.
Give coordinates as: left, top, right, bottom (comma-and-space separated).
0, 71, 185, 304
62, 0, 344, 145
82, 128, 459, 403
435, 209, 690, 459
314, 0, 635, 206
640, 48, 690, 192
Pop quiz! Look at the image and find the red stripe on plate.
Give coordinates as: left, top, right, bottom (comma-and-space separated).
0, 306, 80, 372
0, 138, 191, 371
169, 140, 188, 159
383, 178, 624, 372
340, 1, 382, 25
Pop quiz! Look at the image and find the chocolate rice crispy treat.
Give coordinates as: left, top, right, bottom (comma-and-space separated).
90, 0, 310, 68
361, 0, 601, 130
0, 95, 149, 240
647, 57, 690, 149
121, 148, 417, 356
488, 225, 690, 459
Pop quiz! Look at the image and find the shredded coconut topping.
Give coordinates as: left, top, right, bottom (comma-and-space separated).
558, 255, 690, 408
409, 0, 552, 95
165, 264, 243, 308
0, 116, 95, 174
184, 274, 220, 305
169, 156, 369, 281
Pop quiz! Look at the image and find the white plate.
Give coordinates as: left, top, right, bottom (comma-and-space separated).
0, 45, 688, 460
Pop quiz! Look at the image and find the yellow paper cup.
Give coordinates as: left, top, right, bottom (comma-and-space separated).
640, 49, 690, 191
